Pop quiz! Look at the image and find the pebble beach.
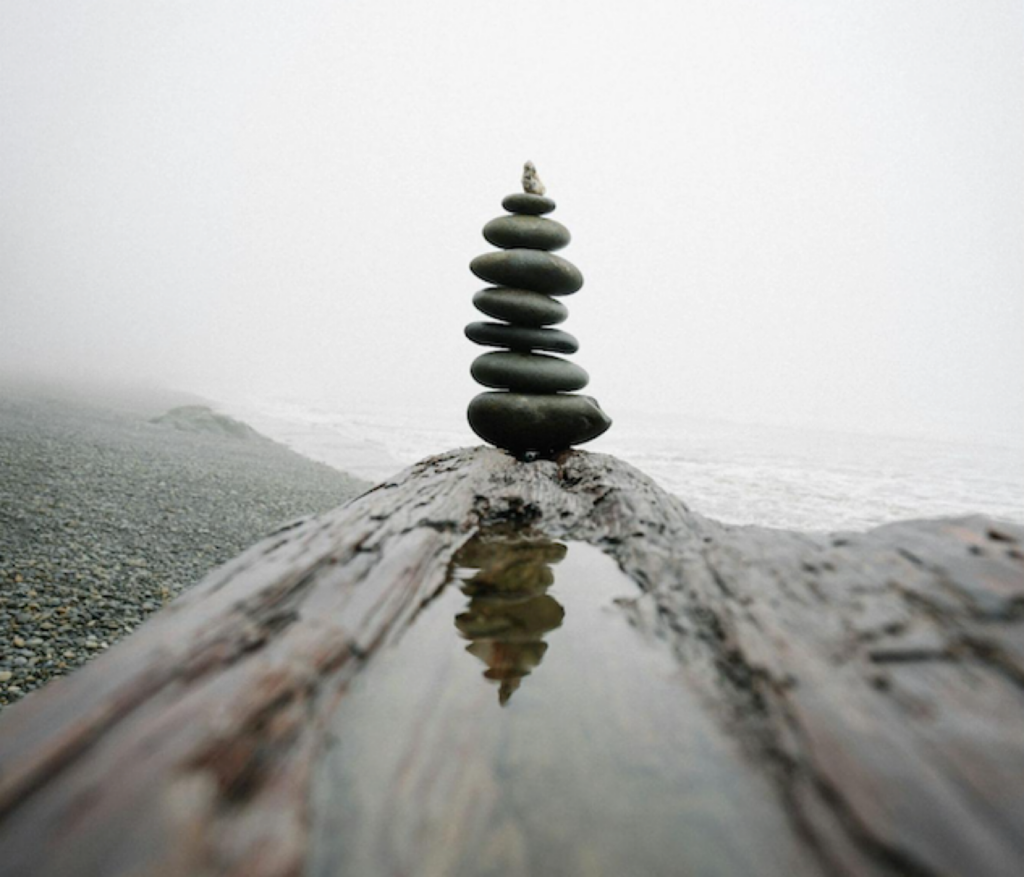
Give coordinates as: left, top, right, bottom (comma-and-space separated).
0, 380, 371, 710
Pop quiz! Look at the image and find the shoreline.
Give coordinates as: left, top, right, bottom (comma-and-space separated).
211, 395, 421, 485
206, 393, 1024, 533
0, 379, 370, 709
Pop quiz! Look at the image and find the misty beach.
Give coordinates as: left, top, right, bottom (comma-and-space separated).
0, 380, 369, 709
1, 1, 1022, 872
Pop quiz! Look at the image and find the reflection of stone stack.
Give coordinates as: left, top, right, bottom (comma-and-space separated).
452, 535, 567, 706
466, 163, 612, 457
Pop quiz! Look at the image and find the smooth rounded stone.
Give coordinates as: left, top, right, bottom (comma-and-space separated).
468, 392, 612, 453
483, 215, 571, 251
471, 351, 588, 393
473, 288, 567, 327
470, 250, 583, 296
465, 322, 579, 354
502, 193, 556, 215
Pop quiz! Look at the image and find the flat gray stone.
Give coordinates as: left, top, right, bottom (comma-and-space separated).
465, 322, 579, 354
473, 288, 567, 327
483, 215, 571, 251
471, 352, 588, 393
471, 250, 583, 296
467, 392, 612, 453
502, 193, 556, 215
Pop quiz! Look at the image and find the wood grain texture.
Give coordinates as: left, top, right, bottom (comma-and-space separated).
0, 447, 1021, 876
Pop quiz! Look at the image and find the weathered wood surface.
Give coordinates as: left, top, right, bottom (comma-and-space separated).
0, 446, 1022, 876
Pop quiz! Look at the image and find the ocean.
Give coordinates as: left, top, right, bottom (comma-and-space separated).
218, 396, 1024, 533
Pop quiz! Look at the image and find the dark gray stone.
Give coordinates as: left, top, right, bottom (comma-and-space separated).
467, 393, 612, 453
470, 250, 583, 296
483, 215, 571, 252
473, 288, 567, 327
471, 352, 588, 393
465, 322, 579, 355
502, 193, 556, 215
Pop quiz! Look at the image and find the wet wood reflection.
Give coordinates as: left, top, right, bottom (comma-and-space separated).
309, 532, 814, 877
453, 534, 567, 705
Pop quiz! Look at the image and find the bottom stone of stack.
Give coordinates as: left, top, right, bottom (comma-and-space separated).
467, 392, 612, 454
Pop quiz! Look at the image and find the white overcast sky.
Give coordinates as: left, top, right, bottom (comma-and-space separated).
2, 1, 1021, 444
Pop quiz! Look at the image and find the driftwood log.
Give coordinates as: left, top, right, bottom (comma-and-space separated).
0, 447, 1022, 876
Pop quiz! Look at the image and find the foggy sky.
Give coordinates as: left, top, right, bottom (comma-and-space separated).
2, 1, 1022, 445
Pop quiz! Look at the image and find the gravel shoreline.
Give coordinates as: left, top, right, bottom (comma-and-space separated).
0, 383, 371, 710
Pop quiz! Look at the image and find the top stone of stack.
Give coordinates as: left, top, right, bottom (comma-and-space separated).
522, 159, 545, 195
501, 158, 554, 215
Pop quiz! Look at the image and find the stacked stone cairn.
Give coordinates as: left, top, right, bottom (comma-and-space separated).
466, 163, 612, 457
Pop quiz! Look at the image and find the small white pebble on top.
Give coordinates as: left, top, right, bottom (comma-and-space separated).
522, 161, 545, 195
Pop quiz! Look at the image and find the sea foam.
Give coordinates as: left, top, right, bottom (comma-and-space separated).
218, 396, 1024, 532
